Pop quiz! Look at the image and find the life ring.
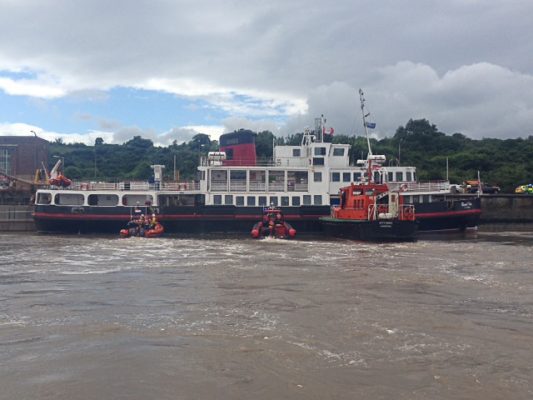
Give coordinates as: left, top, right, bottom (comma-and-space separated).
400, 184, 408, 192
80, 183, 89, 190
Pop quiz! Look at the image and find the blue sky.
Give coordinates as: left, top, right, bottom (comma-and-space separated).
1, 0, 532, 145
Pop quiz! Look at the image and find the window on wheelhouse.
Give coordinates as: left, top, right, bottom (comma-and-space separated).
281, 196, 289, 206
314, 172, 322, 182
373, 171, 381, 184
88, 194, 119, 206
332, 172, 340, 182
292, 196, 301, 206
247, 196, 256, 206
388, 172, 394, 182
314, 147, 326, 156
36, 192, 52, 205
55, 193, 84, 206
269, 196, 278, 206
303, 195, 311, 205
353, 172, 362, 182
343, 172, 351, 182
224, 195, 233, 205
236, 196, 244, 206
313, 195, 322, 205
396, 171, 403, 181
312, 157, 324, 166
230, 170, 246, 192
406, 171, 413, 181
333, 148, 344, 156
211, 170, 228, 191
213, 195, 222, 205
258, 196, 267, 206
292, 149, 301, 157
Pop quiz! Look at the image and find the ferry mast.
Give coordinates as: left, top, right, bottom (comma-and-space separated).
359, 88, 373, 156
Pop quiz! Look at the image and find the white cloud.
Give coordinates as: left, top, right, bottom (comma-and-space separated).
0, 0, 533, 139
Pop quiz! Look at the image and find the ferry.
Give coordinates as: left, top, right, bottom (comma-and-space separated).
33, 91, 481, 234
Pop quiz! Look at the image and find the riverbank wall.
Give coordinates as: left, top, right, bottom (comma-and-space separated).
0, 205, 35, 231
478, 194, 533, 231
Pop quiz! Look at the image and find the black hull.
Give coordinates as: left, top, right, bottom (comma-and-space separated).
33, 197, 481, 235
320, 218, 417, 242
33, 205, 328, 234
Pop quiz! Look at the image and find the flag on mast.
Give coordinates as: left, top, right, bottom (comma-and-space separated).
365, 122, 376, 129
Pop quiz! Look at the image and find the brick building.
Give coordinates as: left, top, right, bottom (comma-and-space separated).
0, 136, 49, 181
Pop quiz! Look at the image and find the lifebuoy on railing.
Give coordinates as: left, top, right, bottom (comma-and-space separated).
80, 183, 89, 190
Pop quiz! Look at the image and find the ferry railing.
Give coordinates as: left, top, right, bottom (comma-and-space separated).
388, 181, 450, 192
59, 180, 200, 191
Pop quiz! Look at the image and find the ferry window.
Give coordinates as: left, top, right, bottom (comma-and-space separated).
332, 172, 340, 182
353, 172, 362, 182
249, 170, 266, 191
388, 172, 394, 182
247, 196, 256, 206
268, 170, 285, 192
333, 148, 344, 156
230, 170, 246, 191
88, 194, 119, 206
236, 196, 245, 206
406, 171, 412, 181
312, 157, 324, 166
288, 171, 308, 192
225, 148, 234, 160
258, 196, 267, 206
343, 172, 351, 182
314, 147, 326, 156
55, 193, 84, 206
292, 196, 301, 206
373, 171, 381, 184
292, 149, 301, 157
281, 196, 289, 206
413, 172, 417, 181
413, 196, 420, 204
396, 171, 403, 181
224, 195, 233, 205
214, 195, 222, 205
314, 172, 322, 182
269, 197, 278, 206
303, 195, 311, 205
37, 192, 52, 204
313, 195, 322, 205
123, 194, 153, 206
422, 195, 430, 203
210, 170, 228, 191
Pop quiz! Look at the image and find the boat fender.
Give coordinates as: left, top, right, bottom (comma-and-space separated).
251, 229, 260, 238
289, 228, 296, 238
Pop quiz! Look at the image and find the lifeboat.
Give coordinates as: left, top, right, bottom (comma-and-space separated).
320, 182, 417, 241
251, 207, 296, 239
120, 215, 164, 238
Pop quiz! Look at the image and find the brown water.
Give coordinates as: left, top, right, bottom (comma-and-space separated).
1, 231, 532, 399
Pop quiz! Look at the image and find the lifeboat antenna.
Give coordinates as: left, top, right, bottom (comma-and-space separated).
359, 88, 373, 156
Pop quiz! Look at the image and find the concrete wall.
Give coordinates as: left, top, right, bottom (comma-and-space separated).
480, 194, 533, 226
0, 205, 35, 231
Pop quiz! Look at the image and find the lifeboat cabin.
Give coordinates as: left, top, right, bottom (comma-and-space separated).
320, 182, 417, 241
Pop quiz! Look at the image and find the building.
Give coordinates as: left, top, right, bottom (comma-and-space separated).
0, 136, 49, 181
